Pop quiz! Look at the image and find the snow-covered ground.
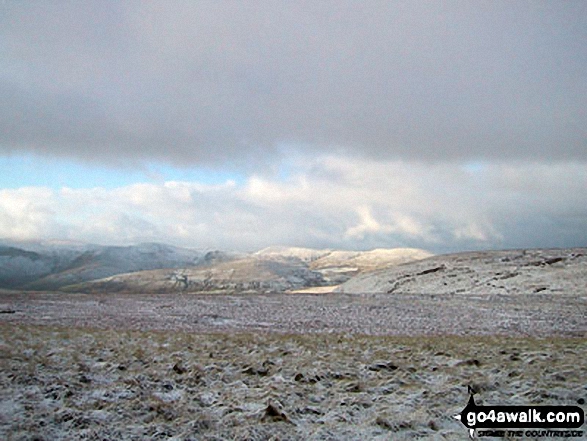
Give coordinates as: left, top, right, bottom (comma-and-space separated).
0, 325, 584, 440
337, 248, 587, 295
1, 289, 585, 337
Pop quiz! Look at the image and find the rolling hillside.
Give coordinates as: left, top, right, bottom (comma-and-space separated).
58, 246, 432, 294
336, 248, 587, 295
0, 241, 237, 291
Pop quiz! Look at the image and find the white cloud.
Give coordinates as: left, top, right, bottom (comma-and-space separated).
345, 206, 390, 240
0, 187, 56, 240
0, 157, 585, 252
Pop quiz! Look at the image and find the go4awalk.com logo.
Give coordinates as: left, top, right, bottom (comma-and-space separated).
454, 386, 584, 438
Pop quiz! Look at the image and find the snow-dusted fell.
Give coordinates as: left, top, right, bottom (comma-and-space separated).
336, 248, 587, 294
0, 246, 58, 288
310, 248, 432, 271
1, 240, 433, 293
58, 246, 431, 294
6, 242, 585, 296
64, 255, 326, 294
0, 241, 237, 291
252, 246, 432, 285
254, 246, 331, 262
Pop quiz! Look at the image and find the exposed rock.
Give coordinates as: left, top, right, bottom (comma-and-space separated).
367, 361, 399, 372
172, 362, 187, 375
263, 399, 291, 423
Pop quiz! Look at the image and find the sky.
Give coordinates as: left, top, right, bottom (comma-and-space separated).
1, 0, 586, 252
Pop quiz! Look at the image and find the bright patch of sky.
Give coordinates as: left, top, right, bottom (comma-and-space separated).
462, 161, 487, 174
0, 154, 245, 189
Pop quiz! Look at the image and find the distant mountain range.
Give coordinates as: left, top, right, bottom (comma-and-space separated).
2, 240, 585, 295
0, 240, 240, 291
0, 240, 432, 293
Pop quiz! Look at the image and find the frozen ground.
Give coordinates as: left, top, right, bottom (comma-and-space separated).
0, 325, 585, 440
338, 248, 587, 295
0, 290, 585, 337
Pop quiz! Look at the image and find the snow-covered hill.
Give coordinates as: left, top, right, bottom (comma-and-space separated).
0, 241, 237, 290
63, 255, 326, 294
253, 246, 331, 262
62, 246, 432, 294
0, 246, 57, 288
309, 248, 433, 284
336, 248, 587, 294
5, 241, 585, 295
253, 246, 432, 285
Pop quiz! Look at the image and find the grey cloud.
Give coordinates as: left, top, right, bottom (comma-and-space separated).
1, 1, 586, 166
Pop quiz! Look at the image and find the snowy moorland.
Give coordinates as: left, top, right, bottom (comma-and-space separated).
1, 325, 585, 440
338, 248, 587, 295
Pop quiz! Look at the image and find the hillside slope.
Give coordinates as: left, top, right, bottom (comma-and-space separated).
62, 247, 432, 294
0, 242, 95, 289
0, 241, 235, 290
24, 244, 236, 291
309, 248, 433, 284
63, 256, 327, 294
336, 248, 587, 294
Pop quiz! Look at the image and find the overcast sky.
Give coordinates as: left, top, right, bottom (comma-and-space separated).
1, 1, 586, 252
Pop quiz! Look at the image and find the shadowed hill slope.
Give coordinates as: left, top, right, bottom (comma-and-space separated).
0, 241, 238, 291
